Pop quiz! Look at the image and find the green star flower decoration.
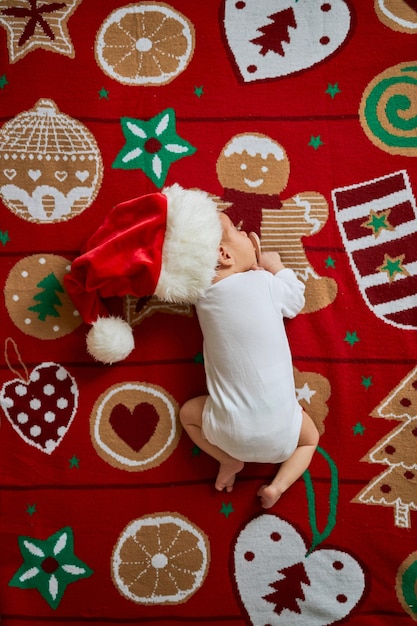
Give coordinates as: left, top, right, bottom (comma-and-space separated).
9, 527, 93, 609
112, 108, 196, 188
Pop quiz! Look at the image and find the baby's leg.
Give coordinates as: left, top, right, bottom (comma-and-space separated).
180, 396, 244, 492
257, 409, 319, 509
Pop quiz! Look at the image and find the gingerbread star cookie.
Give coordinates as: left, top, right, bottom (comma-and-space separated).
0, 0, 82, 63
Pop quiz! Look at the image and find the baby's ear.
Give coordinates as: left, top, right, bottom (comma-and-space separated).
218, 244, 233, 266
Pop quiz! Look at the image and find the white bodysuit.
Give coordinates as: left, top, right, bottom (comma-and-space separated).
196, 268, 305, 464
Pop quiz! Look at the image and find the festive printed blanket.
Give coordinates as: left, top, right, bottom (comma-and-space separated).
1, 1, 417, 624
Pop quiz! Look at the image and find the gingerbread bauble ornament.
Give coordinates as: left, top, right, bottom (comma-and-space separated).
216, 132, 337, 313
0, 99, 103, 223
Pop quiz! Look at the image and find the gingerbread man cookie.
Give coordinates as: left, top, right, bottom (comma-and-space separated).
216, 132, 337, 313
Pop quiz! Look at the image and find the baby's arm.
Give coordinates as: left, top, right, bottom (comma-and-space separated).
258, 251, 285, 274
260, 251, 305, 317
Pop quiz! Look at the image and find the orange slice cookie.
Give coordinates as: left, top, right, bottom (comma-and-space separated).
90, 382, 180, 471
4, 254, 81, 339
112, 513, 210, 605
95, 3, 195, 86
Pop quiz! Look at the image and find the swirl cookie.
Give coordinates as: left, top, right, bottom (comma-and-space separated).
359, 62, 417, 156
95, 3, 195, 86
90, 382, 180, 471
396, 551, 417, 621
112, 512, 210, 604
4, 254, 81, 339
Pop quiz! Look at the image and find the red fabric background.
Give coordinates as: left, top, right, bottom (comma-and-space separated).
1, 1, 417, 624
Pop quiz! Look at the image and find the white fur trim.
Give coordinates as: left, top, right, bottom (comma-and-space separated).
155, 184, 222, 303
86, 317, 134, 364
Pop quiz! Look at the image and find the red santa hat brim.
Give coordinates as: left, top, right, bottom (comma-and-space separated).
64, 184, 222, 364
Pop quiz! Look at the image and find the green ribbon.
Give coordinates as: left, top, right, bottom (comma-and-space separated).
303, 446, 339, 556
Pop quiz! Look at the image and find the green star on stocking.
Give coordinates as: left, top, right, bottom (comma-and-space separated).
9, 527, 93, 609
112, 108, 196, 188
377, 253, 409, 282
361, 208, 393, 238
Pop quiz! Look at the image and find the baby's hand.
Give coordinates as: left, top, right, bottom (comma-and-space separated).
259, 251, 285, 274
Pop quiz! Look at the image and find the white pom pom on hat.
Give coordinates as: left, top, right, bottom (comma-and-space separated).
64, 184, 222, 364
86, 317, 134, 365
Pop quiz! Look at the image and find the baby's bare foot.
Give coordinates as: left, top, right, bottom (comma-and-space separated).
257, 484, 283, 509
215, 460, 244, 493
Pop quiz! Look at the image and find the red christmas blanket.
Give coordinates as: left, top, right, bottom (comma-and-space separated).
1, 1, 417, 624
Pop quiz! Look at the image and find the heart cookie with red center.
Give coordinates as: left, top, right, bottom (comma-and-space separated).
109, 402, 160, 452
90, 382, 180, 471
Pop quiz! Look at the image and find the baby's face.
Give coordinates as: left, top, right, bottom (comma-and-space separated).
219, 213, 257, 269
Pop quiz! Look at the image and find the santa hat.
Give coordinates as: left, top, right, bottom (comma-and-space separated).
64, 183, 222, 364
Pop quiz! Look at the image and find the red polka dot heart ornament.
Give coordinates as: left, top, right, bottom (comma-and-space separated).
0, 338, 78, 454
